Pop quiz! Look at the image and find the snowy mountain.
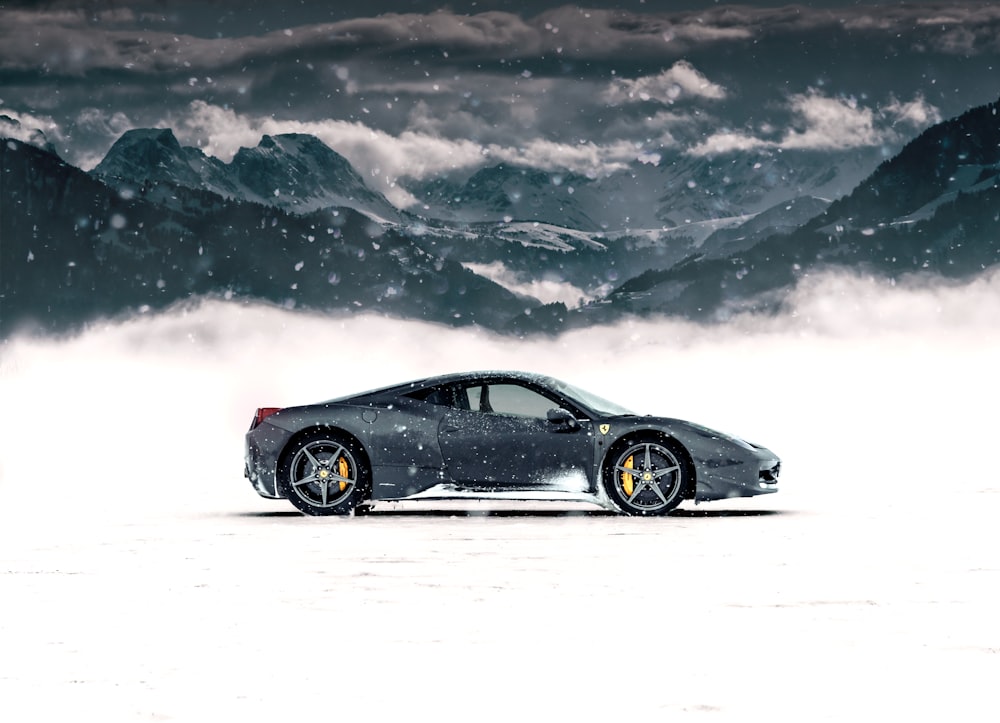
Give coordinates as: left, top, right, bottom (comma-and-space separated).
227, 133, 403, 221
5, 97, 999, 337
813, 101, 1000, 233
697, 195, 832, 258
646, 148, 877, 230
93, 130, 403, 223
86, 125, 884, 304
92, 128, 238, 197
403, 161, 848, 303
412, 216, 755, 307
410, 164, 604, 231
0, 139, 532, 337
407, 147, 879, 235
563, 97, 1000, 329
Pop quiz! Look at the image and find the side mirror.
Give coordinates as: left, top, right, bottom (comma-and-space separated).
546, 408, 580, 430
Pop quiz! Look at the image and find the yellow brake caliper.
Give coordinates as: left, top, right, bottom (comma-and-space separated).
622, 455, 635, 497
337, 456, 349, 492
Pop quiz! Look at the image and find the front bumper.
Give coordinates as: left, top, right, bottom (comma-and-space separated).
757, 459, 780, 491
693, 447, 780, 501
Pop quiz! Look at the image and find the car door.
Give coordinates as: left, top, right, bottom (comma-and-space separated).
437, 381, 594, 489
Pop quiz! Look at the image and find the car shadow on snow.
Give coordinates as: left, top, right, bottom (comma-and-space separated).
232, 507, 785, 519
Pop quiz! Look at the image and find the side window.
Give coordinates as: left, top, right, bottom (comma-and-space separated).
409, 386, 465, 409
415, 382, 561, 420
479, 383, 558, 419
462, 385, 488, 412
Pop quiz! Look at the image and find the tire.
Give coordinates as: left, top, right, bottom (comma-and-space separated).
278, 430, 370, 516
603, 437, 688, 516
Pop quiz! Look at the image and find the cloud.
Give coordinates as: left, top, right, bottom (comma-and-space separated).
882, 94, 943, 129
604, 61, 727, 105
485, 137, 637, 177
599, 109, 688, 149
169, 101, 486, 206
0, 108, 65, 148
922, 7, 1000, 54
0, 8, 544, 77
909, 5, 1000, 54
0, 7, 185, 75
0, 2, 988, 196
158, 101, 646, 204
689, 91, 941, 156
3, 2, 999, 81
2, 267, 997, 517
533, 5, 752, 58
779, 92, 881, 151
462, 261, 591, 307
72, 107, 135, 151
686, 131, 770, 156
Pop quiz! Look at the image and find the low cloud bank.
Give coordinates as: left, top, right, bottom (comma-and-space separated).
1, 268, 997, 524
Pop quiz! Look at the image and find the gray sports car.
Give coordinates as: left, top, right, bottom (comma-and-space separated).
244, 371, 780, 516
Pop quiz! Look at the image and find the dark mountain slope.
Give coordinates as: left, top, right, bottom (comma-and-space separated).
93, 130, 403, 222
813, 97, 1000, 229
93, 128, 236, 195
561, 99, 1000, 328
578, 180, 1000, 326
1, 140, 532, 337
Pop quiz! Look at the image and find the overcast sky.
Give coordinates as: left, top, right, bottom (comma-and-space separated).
2, 1, 999, 204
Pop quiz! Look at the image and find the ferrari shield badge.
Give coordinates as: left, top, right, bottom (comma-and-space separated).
599, 424, 611, 435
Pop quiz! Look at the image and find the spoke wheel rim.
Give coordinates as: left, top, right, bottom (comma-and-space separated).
613, 442, 682, 512
289, 440, 358, 508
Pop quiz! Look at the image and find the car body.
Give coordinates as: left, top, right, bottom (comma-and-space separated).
244, 370, 780, 516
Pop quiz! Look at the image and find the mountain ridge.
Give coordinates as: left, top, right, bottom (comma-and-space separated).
93, 129, 404, 223
4, 96, 999, 337
557, 97, 1000, 329
1, 139, 534, 337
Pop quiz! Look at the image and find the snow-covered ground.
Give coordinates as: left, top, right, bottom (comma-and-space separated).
2, 270, 999, 722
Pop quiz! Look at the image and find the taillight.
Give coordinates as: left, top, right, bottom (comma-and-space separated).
251, 407, 281, 429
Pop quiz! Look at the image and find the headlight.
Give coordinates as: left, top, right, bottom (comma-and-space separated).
688, 422, 756, 450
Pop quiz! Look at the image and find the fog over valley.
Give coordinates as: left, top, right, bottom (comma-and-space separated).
4, 268, 998, 511
2, 268, 999, 721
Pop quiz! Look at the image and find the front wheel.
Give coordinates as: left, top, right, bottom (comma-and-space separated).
278, 431, 370, 516
603, 438, 688, 516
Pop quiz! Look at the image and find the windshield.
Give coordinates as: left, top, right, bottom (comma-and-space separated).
548, 378, 635, 417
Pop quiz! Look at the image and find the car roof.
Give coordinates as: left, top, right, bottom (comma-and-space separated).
327, 370, 557, 404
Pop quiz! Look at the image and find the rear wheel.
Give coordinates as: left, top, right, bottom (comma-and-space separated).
603, 438, 688, 515
279, 431, 369, 516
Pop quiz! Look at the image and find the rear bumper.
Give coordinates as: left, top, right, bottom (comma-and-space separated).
244, 423, 291, 499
